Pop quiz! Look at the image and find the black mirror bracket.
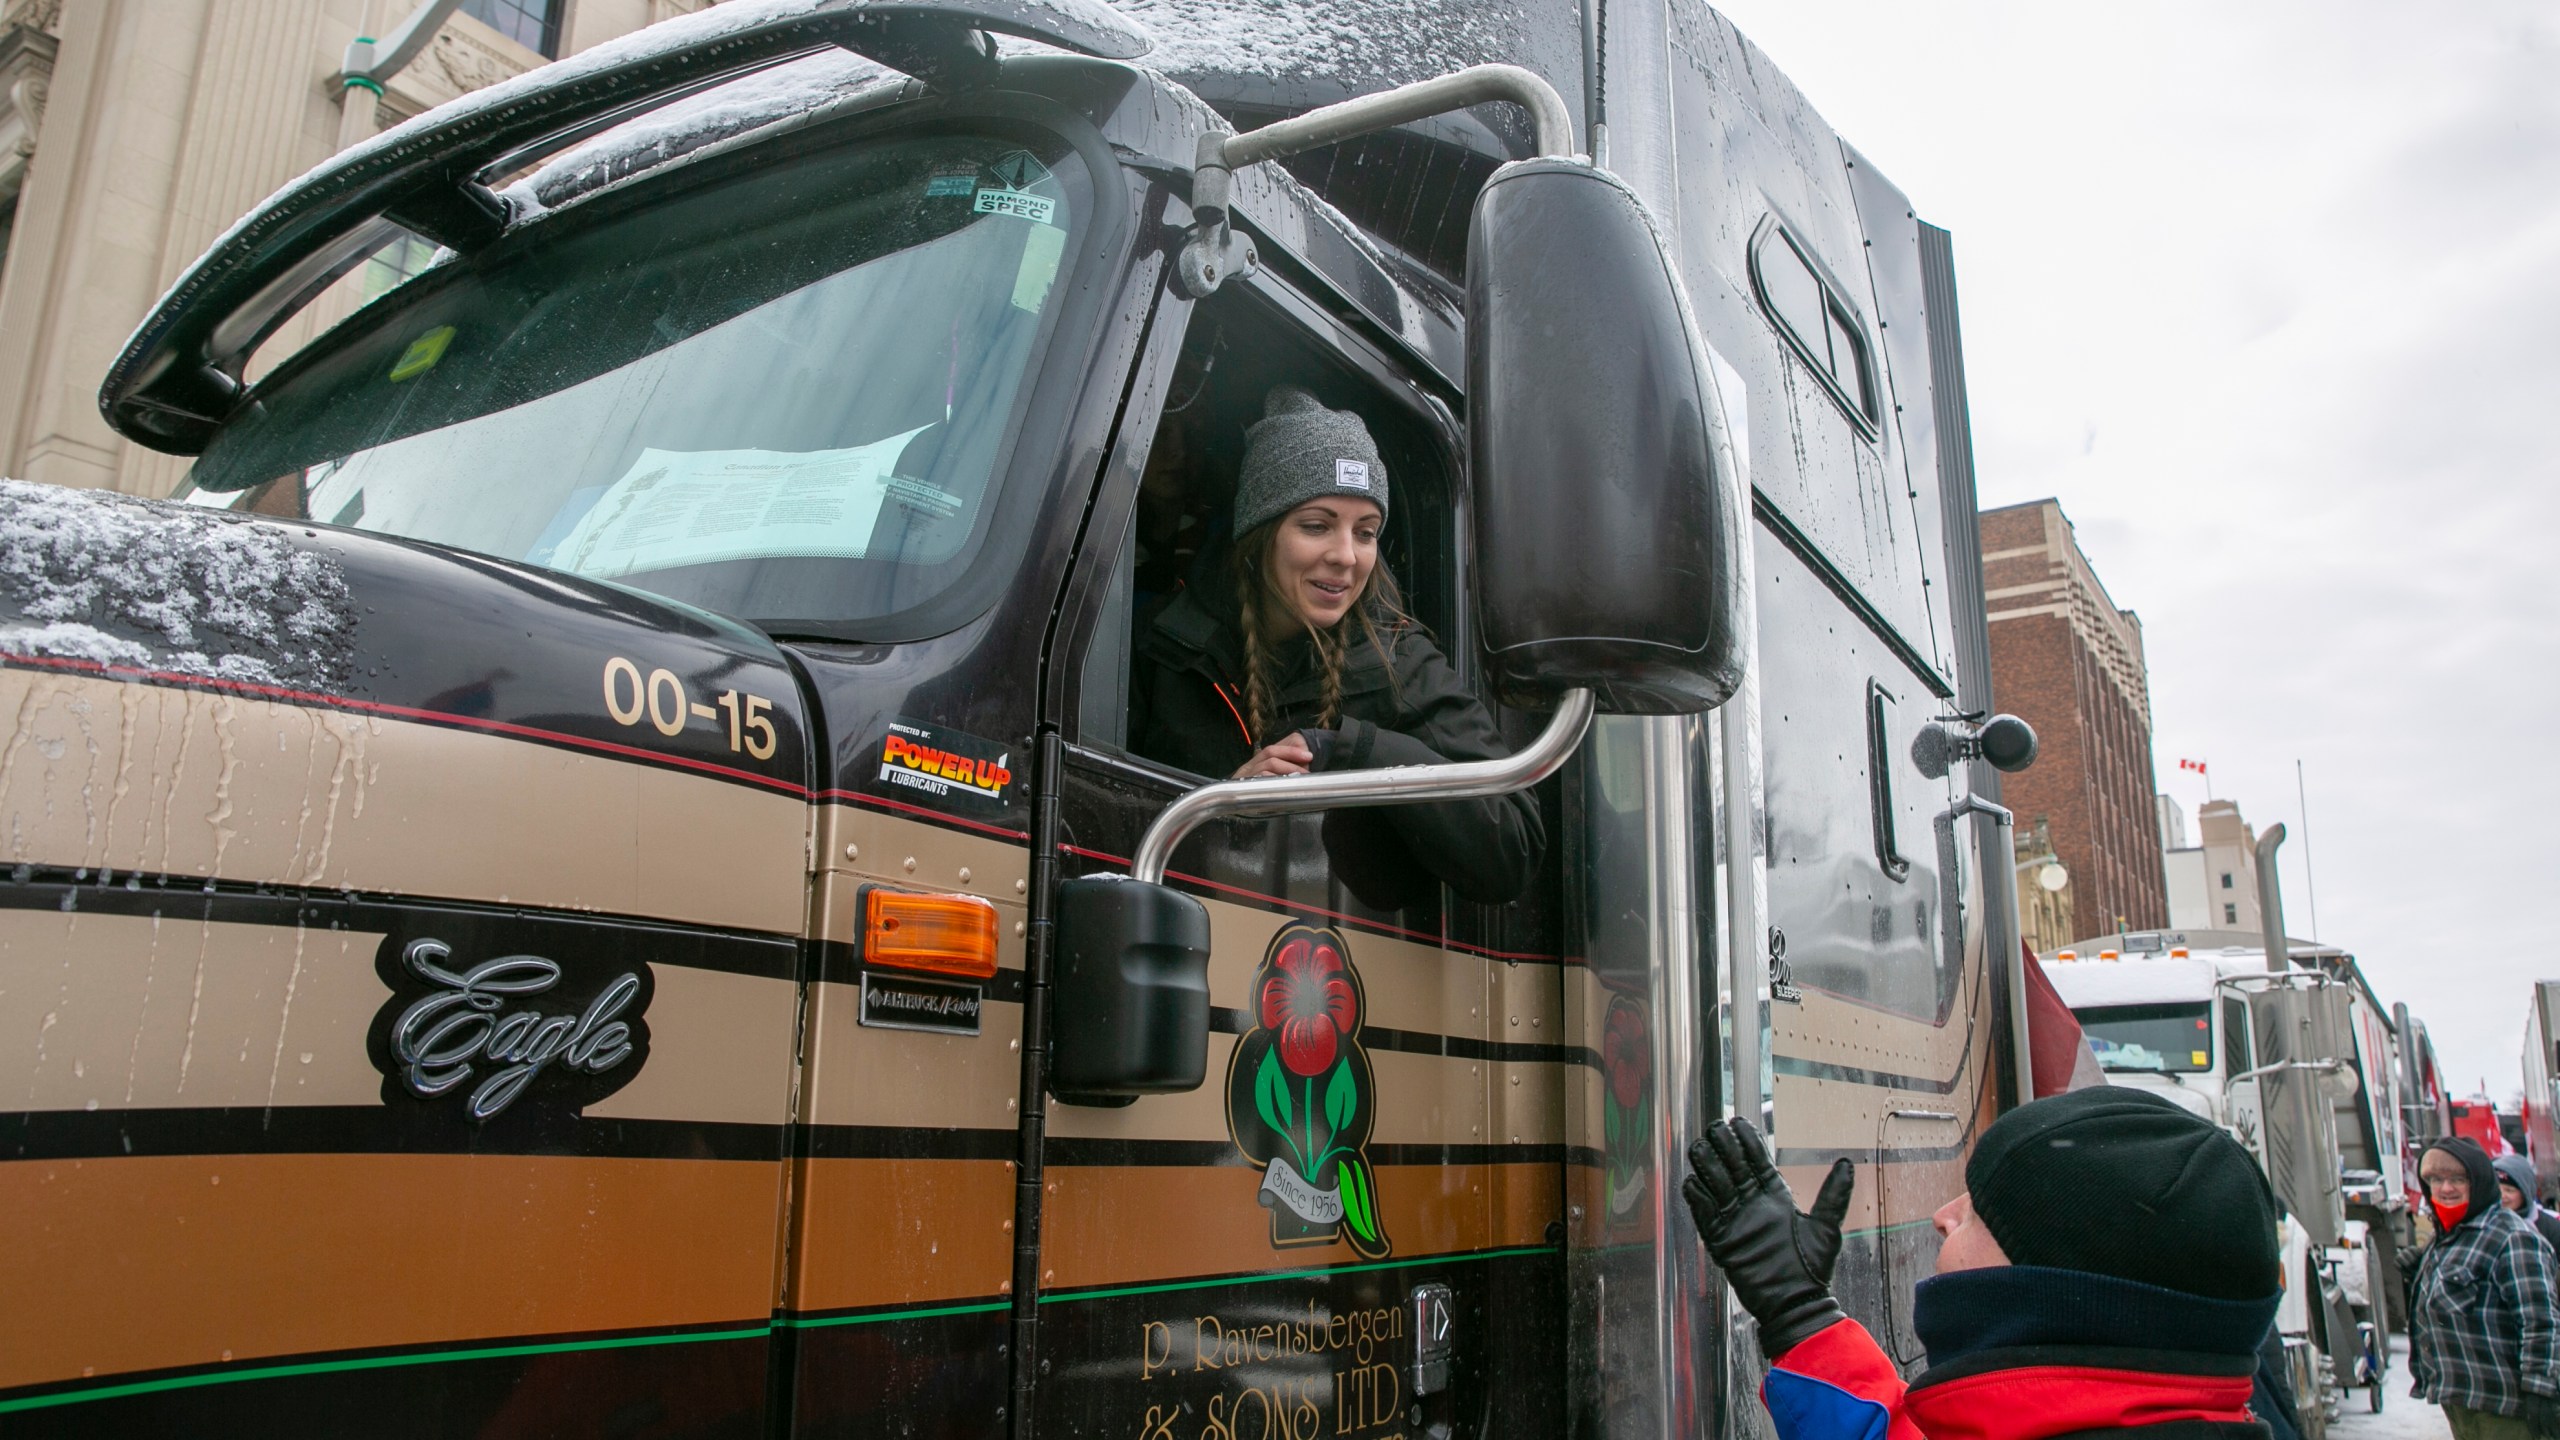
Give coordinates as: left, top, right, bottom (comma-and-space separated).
1911, 712, 2039, 778
1174, 63, 1577, 300
1174, 137, 1259, 299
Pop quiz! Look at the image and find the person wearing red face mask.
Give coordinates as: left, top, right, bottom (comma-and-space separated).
2411, 1137, 2560, 1440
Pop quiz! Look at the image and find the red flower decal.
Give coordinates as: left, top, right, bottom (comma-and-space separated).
1603, 999, 1651, 1111
1259, 936, 1359, 1077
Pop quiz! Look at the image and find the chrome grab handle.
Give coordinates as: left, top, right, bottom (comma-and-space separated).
1941, 794, 2031, 1106
1130, 688, 1595, 885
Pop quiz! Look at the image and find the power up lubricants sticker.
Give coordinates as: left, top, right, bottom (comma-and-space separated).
873, 719, 1016, 818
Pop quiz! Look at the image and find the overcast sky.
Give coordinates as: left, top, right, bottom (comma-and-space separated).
1704, 0, 2560, 1099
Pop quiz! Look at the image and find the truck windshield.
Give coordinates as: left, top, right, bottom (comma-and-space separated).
2081, 1002, 2215, 1074
184, 126, 1093, 637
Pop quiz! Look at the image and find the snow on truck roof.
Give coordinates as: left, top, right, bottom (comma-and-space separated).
126, 0, 1541, 401
174, 0, 1561, 306
2045, 956, 2232, 1010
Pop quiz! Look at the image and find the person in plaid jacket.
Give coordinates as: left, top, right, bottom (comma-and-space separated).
2412, 1136, 2560, 1440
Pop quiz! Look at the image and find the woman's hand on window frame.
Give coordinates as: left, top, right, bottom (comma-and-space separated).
1233, 734, 1315, 779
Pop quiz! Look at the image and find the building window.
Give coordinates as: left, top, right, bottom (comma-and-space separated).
462, 0, 563, 57
2220, 872, 2233, 890
359, 231, 442, 302
1749, 219, 1878, 434
2223, 903, 2238, 925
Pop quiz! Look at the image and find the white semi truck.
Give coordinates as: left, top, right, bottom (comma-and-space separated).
2048, 928, 2414, 1428
2522, 982, 2560, 1203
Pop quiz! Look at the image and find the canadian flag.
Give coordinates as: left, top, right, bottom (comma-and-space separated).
2177, 758, 2208, 775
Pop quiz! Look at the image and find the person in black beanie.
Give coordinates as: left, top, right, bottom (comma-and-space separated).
2410, 1137, 2560, 1440
1128, 384, 1542, 903
1682, 1087, 2283, 1440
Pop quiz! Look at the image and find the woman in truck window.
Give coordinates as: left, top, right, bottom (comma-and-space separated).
1128, 385, 1544, 904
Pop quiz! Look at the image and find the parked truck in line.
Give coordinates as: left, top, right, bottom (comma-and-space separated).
2047, 929, 2414, 1423
0, 1, 2043, 1434
2521, 984, 2560, 1201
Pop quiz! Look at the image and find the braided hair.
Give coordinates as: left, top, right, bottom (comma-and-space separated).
1230, 518, 1419, 745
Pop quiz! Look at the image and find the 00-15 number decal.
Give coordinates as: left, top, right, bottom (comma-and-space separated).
602, 656, 778, 759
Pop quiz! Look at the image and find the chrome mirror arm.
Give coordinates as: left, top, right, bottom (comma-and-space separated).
1177, 63, 1578, 298
1130, 688, 1595, 884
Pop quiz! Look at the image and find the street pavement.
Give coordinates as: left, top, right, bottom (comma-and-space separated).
2329, 1338, 2447, 1440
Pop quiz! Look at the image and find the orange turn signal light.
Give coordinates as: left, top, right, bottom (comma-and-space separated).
862, 889, 1000, 980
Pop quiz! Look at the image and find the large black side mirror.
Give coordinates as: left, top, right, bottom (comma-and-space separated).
1050, 876, 1212, 1104
1467, 159, 1743, 714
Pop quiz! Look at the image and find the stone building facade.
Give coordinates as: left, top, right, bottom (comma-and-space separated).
1981, 498, 2169, 937
2163, 798, 2263, 935
2013, 817, 2076, 959
0, 0, 716, 497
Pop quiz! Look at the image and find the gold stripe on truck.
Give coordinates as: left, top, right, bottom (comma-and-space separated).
0, 1152, 783, 1392
798, 979, 1025, 1133
0, 667, 804, 935
0, 911, 388, 1111
811, 802, 1031, 943
787, 1158, 1015, 1312
1041, 1162, 1559, 1292
0, 909, 799, 1129
585, 964, 799, 1127
1046, 1036, 1567, 1151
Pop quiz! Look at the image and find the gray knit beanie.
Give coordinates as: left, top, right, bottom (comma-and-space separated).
1232, 385, 1389, 536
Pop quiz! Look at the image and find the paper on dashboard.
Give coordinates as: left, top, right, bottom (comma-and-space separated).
552, 428, 933, 579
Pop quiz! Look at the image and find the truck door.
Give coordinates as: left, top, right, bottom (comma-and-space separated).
1028, 271, 1571, 1439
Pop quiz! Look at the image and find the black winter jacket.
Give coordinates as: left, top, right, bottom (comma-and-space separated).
1128, 584, 1544, 904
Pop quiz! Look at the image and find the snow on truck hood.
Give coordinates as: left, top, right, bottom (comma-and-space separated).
0, 479, 353, 690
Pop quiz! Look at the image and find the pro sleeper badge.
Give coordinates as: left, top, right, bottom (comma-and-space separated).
874, 719, 1016, 817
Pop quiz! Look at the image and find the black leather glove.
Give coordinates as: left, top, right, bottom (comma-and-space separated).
2525, 1391, 2560, 1440
1682, 1119, 1856, 1358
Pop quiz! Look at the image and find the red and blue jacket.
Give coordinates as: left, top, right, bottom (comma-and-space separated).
1762, 1268, 2281, 1440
